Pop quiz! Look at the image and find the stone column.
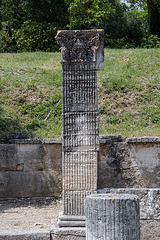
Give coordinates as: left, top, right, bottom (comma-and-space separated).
55, 30, 104, 227
85, 194, 140, 240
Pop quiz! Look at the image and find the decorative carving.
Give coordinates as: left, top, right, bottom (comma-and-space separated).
55, 30, 104, 70
57, 29, 104, 227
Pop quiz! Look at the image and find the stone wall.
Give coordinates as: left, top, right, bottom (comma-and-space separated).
0, 136, 160, 198
0, 139, 62, 198
98, 136, 160, 189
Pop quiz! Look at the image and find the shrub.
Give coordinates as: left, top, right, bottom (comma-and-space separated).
0, 30, 12, 52
141, 35, 160, 48
13, 20, 59, 52
104, 35, 135, 49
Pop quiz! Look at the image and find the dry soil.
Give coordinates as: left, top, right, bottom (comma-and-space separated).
0, 197, 63, 230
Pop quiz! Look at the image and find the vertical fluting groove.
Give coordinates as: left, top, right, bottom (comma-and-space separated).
86, 194, 140, 240
62, 62, 99, 215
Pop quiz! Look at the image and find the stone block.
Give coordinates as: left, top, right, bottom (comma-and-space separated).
127, 142, 160, 187
6, 132, 30, 140
0, 171, 62, 198
98, 141, 126, 189
0, 144, 19, 171
9, 139, 42, 144
0, 229, 50, 240
98, 188, 160, 220
0, 142, 62, 172
140, 220, 160, 240
51, 221, 85, 240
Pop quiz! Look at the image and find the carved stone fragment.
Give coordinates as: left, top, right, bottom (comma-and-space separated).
55, 30, 104, 226
85, 194, 140, 240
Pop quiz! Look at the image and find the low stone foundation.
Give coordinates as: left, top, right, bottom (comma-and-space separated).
0, 136, 160, 198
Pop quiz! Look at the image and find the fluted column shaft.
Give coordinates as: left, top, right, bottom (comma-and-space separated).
55, 30, 104, 218
85, 194, 140, 240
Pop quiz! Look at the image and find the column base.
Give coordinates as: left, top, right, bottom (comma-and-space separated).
58, 212, 86, 227
51, 219, 85, 240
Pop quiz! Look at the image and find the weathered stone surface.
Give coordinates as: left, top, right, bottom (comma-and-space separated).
58, 212, 86, 227
126, 137, 160, 143
140, 220, 160, 240
126, 142, 160, 187
0, 171, 61, 198
0, 229, 50, 240
99, 135, 122, 143
98, 188, 160, 220
6, 132, 30, 140
98, 138, 160, 189
98, 140, 126, 189
0, 136, 160, 199
0, 142, 62, 172
9, 139, 42, 144
55, 29, 104, 220
51, 220, 160, 240
51, 221, 85, 240
55, 29, 104, 70
0, 144, 19, 171
85, 194, 140, 240
43, 139, 62, 144
51, 229, 85, 240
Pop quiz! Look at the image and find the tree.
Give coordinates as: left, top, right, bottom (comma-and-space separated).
0, 0, 27, 31
65, 0, 112, 29
0, 0, 69, 31
127, 0, 160, 37
147, 0, 160, 37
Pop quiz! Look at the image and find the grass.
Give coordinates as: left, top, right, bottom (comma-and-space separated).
0, 49, 160, 141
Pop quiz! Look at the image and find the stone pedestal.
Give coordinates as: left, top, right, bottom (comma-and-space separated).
55, 29, 104, 227
85, 194, 140, 240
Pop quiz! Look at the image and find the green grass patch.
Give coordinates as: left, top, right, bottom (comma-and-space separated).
0, 49, 160, 141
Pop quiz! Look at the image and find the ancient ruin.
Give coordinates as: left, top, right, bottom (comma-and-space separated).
55, 29, 104, 227
86, 194, 140, 240
0, 29, 160, 240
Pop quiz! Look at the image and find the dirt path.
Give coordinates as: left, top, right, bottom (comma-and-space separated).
0, 198, 62, 230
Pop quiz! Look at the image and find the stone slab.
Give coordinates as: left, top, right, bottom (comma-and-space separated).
59, 213, 86, 222
58, 213, 86, 227
0, 171, 62, 198
9, 139, 42, 144
99, 135, 122, 143
126, 142, 160, 188
98, 188, 160, 220
126, 137, 160, 143
140, 220, 160, 240
51, 221, 85, 240
0, 229, 50, 240
43, 139, 62, 144
0, 143, 62, 172
6, 132, 30, 140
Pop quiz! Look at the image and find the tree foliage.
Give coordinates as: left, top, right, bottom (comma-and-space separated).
127, 0, 160, 37
0, 0, 160, 51
147, 0, 160, 37
65, 0, 112, 29
13, 20, 58, 52
0, 0, 68, 30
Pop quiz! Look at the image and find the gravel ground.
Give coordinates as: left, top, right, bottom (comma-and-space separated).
0, 198, 63, 230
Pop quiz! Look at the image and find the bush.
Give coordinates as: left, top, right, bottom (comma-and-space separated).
141, 35, 160, 48
104, 35, 136, 49
0, 30, 12, 52
13, 20, 59, 52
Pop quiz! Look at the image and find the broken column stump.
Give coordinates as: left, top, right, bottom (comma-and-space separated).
85, 194, 140, 240
55, 29, 104, 227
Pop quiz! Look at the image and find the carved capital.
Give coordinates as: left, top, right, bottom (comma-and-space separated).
55, 29, 104, 70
